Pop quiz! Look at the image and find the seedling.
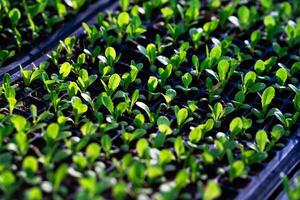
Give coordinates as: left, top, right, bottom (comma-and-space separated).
252, 86, 276, 123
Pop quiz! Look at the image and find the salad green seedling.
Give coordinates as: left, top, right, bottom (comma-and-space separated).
138, 43, 157, 72
72, 97, 88, 125
252, 86, 276, 123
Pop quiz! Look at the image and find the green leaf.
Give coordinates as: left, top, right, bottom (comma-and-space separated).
118, 12, 130, 27
59, 62, 72, 78
254, 60, 265, 74
203, 181, 221, 200
217, 59, 229, 81
229, 117, 243, 138
80, 121, 97, 136
105, 47, 117, 66
275, 68, 288, 86
209, 45, 222, 60
136, 138, 149, 158
162, 89, 176, 105
182, 73, 192, 88
175, 170, 189, 188
147, 76, 158, 93
261, 86, 275, 111
120, 0, 129, 11
238, 6, 250, 28
229, 160, 245, 181
243, 71, 256, 89
22, 156, 38, 173
146, 43, 157, 65
86, 143, 100, 162
174, 136, 185, 157
189, 125, 203, 143
294, 91, 300, 113
9, 8, 21, 26
108, 74, 121, 95
291, 62, 300, 75
176, 108, 188, 128
128, 161, 144, 187
101, 95, 114, 114
10, 115, 27, 132
46, 123, 59, 141
101, 135, 112, 153
256, 130, 268, 152
159, 149, 174, 165
53, 164, 68, 192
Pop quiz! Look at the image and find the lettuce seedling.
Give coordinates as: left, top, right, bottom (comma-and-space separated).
285, 20, 300, 47
208, 102, 234, 128
101, 73, 121, 96
228, 160, 246, 182
136, 138, 149, 158
184, 0, 200, 24
175, 107, 189, 129
0, 171, 16, 197
275, 67, 288, 87
241, 71, 265, 94
255, 130, 268, 152
4, 86, 17, 114
237, 6, 250, 30
9, 8, 22, 47
72, 97, 88, 125
274, 97, 299, 135
167, 22, 185, 42
203, 19, 219, 40
60, 36, 76, 58
0, 50, 15, 66
203, 181, 221, 200
189, 119, 214, 143
77, 69, 97, 92
120, 0, 129, 11
82, 23, 101, 45
252, 86, 276, 123
126, 16, 146, 40
122, 64, 140, 90
147, 76, 159, 100
86, 143, 101, 165
20, 66, 43, 87
138, 43, 157, 72
264, 15, 279, 40
101, 134, 112, 157
158, 64, 172, 87
162, 89, 176, 109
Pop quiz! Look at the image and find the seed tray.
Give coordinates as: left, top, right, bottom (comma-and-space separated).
0, 0, 119, 78
0, 0, 300, 199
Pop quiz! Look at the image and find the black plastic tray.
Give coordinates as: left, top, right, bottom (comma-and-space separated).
0, 0, 118, 79
0, 1, 299, 199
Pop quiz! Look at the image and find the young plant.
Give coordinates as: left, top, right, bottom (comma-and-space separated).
138, 43, 157, 72
77, 69, 98, 92
208, 102, 234, 128
174, 107, 190, 129
158, 64, 172, 87
9, 8, 22, 47
71, 97, 88, 125
252, 86, 276, 123
60, 36, 76, 58
147, 76, 159, 100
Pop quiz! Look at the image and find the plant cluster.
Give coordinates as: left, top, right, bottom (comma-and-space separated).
0, 0, 93, 66
0, 0, 300, 199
